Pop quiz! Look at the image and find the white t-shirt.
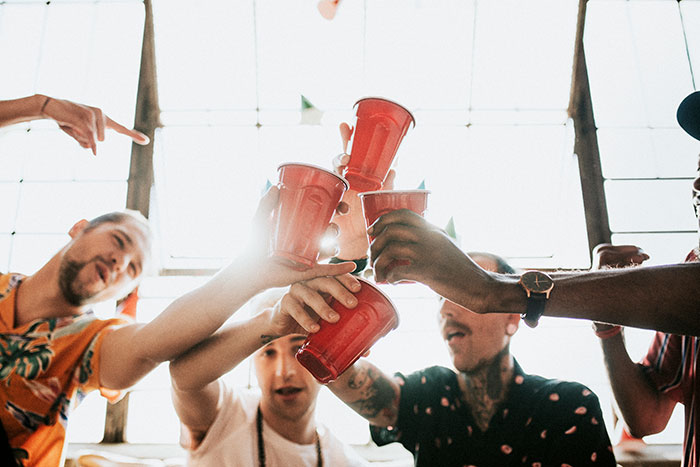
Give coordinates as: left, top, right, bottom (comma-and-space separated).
186, 383, 369, 467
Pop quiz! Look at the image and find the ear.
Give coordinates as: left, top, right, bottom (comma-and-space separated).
69, 219, 89, 238
505, 314, 521, 336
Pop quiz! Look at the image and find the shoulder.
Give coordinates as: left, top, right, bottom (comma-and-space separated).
81, 316, 131, 347
395, 366, 461, 410
525, 374, 599, 401
520, 374, 605, 421
400, 365, 457, 387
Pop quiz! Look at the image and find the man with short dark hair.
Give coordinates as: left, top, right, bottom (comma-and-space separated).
306, 252, 615, 466
170, 285, 369, 466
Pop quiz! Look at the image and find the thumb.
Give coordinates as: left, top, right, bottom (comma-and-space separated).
339, 122, 353, 153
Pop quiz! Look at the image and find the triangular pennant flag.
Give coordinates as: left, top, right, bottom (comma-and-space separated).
300, 95, 323, 125
445, 217, 459, 245
301, 95, 314, 110
417, 180, 426, 190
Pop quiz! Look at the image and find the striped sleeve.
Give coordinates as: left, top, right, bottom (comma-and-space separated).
640, 331, 686, 401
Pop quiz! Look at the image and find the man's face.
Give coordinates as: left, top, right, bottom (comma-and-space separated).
254, 335, 321, 422
59, 220, 149, 306
437, 257, 518, 373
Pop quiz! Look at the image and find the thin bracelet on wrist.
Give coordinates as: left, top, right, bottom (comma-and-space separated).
40, 96, 51, 117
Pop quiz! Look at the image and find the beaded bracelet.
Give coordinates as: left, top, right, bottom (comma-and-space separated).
593, 325, 623, 339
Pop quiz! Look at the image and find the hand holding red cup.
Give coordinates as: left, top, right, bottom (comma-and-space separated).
270, 163, 348, 270
342, 97, 415, 193
360, 189, 430, 283
295, 277, 398, 383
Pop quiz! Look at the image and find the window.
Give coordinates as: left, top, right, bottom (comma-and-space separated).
1, 0, 697, 457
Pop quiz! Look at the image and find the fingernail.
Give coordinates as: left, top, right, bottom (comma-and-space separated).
351, 282, 361, 291
329, 312, 340, 321
311, 324, 320, 332
346, 297, 357, 307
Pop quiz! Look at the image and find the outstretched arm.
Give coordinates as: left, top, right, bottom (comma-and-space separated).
368, 209, 700, 335
0, 94, 149, 154
169, 308, 280, 444
169, 274, 360, 444
327, 359, 401, 428
99, 187, 357, 389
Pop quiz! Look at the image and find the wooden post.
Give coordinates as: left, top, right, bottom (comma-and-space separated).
102, 0, 160, 444
569, 0, 612, 254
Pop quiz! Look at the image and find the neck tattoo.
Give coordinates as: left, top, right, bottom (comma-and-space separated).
256, 405, 322, 467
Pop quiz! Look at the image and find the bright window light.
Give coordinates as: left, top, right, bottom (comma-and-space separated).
2, 0, 697, 455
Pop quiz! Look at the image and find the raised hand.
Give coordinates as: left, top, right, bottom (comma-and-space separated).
268, 275, 361, 336
592, 244, 649, 270
591, 243, 649, 335
368, 209, 473, 288
242, 186, 357, 289
331, 137, 396, 261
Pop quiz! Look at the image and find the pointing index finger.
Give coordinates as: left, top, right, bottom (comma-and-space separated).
105, 116, 150, 145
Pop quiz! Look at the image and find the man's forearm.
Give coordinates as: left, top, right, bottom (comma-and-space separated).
138, 259, 264, 363
444, 262, 700, 336
327, 359, 400, 427
169, 312, 272, 391
100, 259, 266, 389
547, 263, 700, 335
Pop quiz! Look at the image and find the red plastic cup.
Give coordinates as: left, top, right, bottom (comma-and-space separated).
295, 277, 399, 383
359, 189, 430, 283
270, 163, 348, 270
344, 97, 415, 192
360, 189, 430, 241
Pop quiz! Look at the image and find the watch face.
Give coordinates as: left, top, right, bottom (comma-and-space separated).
520, 271, 554, 294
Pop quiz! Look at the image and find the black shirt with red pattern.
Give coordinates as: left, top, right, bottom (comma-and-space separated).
370, 361, 616, 467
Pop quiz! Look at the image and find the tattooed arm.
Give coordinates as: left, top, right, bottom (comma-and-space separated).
327, 359, 401, 427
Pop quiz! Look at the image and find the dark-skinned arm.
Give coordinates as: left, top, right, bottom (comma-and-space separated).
368, 209, 700, 336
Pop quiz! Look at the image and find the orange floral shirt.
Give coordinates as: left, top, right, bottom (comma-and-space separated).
0, 273, 126, 466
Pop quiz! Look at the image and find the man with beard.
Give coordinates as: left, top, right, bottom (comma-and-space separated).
0, 101, 358, 466
169, 286, 369, 467
281, 251, 615, 466
0, 193, 356, 466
